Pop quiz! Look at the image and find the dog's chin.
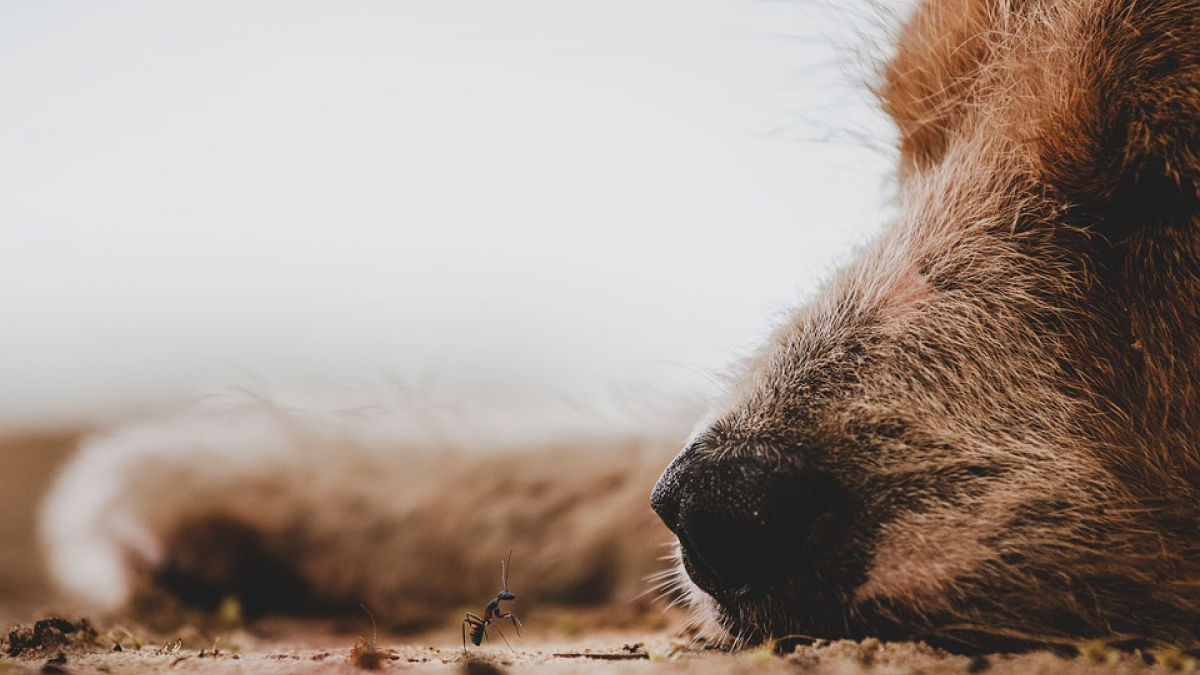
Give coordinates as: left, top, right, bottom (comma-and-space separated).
673, 571, 794, 645
673, 546, 877, 645
676, 563, 877, 647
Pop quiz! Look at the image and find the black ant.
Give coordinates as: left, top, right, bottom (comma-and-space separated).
462, 550, 522, 651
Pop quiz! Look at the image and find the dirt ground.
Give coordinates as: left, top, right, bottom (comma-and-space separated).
0, 429, 1188, 674
0, 619, 1184, 675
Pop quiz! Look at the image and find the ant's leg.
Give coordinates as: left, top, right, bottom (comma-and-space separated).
493, 626, 514, 652
462, 618, 469, 652
498, 612, 522, 637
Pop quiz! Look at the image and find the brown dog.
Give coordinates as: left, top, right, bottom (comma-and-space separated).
653, 0, 1200, 650
42, 0, 1200, 652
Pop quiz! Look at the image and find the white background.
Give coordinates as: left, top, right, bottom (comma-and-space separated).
0, 0, 898, 429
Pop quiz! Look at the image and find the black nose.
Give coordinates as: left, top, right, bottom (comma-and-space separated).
651, 444, 824, 597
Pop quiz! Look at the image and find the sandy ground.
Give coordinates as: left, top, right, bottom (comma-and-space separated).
0, 618, 1184, 675
0, 429, 1188, 674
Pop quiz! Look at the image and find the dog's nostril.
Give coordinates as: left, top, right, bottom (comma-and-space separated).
655, 451, 829, 596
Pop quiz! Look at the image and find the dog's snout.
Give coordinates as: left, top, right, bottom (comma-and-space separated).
652, 445, 826, 597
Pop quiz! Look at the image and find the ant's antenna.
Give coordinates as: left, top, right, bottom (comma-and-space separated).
501, 549, 513, 592
360, 603, 378, 649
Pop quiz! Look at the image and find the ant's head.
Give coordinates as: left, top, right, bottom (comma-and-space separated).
498, 591, 516, 601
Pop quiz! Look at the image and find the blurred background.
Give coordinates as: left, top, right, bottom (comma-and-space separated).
0, 0, 897, 618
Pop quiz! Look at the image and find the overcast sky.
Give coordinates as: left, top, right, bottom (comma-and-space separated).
0, 1, 898, 429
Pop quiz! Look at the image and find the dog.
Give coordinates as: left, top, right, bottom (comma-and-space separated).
42, 0, 1200, 651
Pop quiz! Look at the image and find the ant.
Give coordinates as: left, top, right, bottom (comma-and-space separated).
462, 550, 523, 651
